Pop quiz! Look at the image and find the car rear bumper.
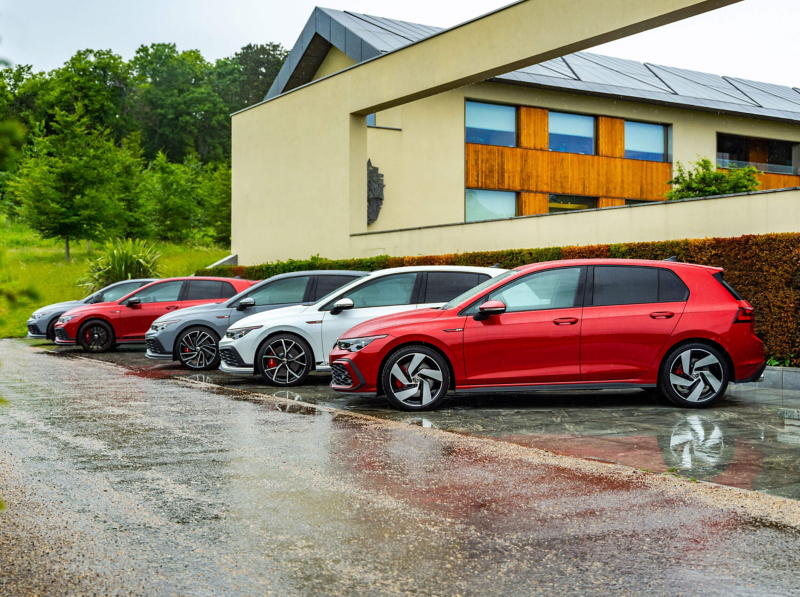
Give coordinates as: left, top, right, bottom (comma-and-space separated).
735, 361, 766, 384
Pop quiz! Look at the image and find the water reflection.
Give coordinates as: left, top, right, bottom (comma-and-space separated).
663, 414, 732, 474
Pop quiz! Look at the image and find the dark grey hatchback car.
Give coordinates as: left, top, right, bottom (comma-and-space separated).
145, 270, 367, 370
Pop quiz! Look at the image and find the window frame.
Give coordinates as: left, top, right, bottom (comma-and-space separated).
548, 110, 597, 156
584, 265, 690, 307
460, 266, 587, 316
464, 100, 518, 148
320, 273, 422, 312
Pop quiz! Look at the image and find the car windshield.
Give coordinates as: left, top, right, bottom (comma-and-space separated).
439, 270, 516, 310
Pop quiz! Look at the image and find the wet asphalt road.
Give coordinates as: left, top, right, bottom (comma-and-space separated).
3, 340, 800, 595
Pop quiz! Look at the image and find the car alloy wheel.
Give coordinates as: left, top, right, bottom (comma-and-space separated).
383, 346, 450, 411
177, 327, 220, 371
660, 343, 728, 408
256, 334, 312, 387
78, 320, 114, 353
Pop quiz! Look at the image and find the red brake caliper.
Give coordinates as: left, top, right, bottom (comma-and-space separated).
268, 357, 277, 369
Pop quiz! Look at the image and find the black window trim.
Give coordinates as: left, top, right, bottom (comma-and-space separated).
459, 266, 587, 316
319, 272, 422, 312
585, 265, 690, 307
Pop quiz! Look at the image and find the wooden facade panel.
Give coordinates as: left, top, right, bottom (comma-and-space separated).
466, 143, 672, 201
598, 197, 625, 208
519, 107, 549, 151
519, 192, 549, 215
598, 116, 625, 158
757, 171, 800, 190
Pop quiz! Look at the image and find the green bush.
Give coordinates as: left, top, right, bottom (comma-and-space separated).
666, 158, 760, 200
79, 238, 162, 293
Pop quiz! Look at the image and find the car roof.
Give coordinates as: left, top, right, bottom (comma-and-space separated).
363, 265, 505, 277
264, 270, 369, 280
514, 259, 722, 274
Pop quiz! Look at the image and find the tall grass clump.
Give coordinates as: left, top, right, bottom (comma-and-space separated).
80, 238, 163, 293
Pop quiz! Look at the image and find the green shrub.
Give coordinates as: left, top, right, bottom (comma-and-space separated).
80, 238, 162, 293
666, 158, 760, 200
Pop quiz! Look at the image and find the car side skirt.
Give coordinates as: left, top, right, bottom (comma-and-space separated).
455, 382, 657, 394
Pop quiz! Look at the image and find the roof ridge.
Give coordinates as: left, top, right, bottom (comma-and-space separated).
343, 10, 417, 45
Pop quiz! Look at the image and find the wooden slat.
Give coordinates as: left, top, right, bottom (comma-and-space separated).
519, 107, 549, 150
519, 192, 549, 215
717, 168, 800, 191
597, 117, 625, 158
466, 143, 672, 200
598, 197, 625, 208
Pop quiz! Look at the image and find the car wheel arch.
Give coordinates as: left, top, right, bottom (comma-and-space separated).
376, 341, 456, 397
254, 329, 318, 372
172, 324, 220, 360
77, 318, 117, 347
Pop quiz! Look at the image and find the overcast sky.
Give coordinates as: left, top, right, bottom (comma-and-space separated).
2, 0, 799, 87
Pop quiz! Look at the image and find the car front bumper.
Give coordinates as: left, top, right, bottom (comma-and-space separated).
53, 327, 76, 345
218, 346, 254, 375
145, 336, 173, 360
26, 320, 48, 339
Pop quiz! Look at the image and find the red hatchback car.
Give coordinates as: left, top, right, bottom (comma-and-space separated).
329, 260, 765, 411
54, 277, 255, 353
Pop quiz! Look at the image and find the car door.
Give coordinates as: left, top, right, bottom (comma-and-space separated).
417, 272, 491, 309
228, 275, 313, 327
320, 273, 420, 360
118, 280, 185, 340
580, 266, 688, 381
463, 267, 585, 385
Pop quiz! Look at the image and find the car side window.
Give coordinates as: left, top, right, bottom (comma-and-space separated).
236, 276, 310, 307
659, 270, 690, 302
337, 273, 418, 309
97, 282, 142, 303
314, 275, 360, 301
220, 282, 237, 298
592, 266, 660, 306
131, 281, 183, 303
185, 281, 227, 301
467, 268, 582, 314
424, 273, 488, 303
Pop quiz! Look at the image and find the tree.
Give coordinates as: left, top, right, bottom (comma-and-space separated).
200, 160, 231, 245
667, 158, 760, 200
213, 43, 287, 114
8, 108, 129, 259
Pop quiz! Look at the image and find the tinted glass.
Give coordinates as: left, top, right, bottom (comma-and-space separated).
242, 276, 310, 306
424, 273, 487, 304
315, 275, 360, 301
482, 267, 581, 313
593, 267, 658, 306
132, 281, 183, 303
466, 189, 516, 222
220, 282, 237, 298
98, 282, 143, 303
549, 112, 595, 155
625, 121, 666, 162
549, 195, 596, 213
443, 270, 515, 311
717, 133, 795, 175
465, 101, 516, 147
659, 270, 690, 302
185, 281, 226, 301
342, 273, 417, 308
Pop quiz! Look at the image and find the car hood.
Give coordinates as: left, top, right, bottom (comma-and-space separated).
153, 302, 224, 323
32, 300, 85, 317
59, 302, 118, 317
231, 304, 310, 328
342, 308, 446, 338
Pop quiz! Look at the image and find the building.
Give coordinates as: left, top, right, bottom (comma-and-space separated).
231, 3, 800, 264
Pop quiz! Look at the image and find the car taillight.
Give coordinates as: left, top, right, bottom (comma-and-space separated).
734, 302, 754, 324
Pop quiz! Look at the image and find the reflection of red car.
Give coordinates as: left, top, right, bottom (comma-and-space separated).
330, 259, 765, 411
54, 277, 255, 352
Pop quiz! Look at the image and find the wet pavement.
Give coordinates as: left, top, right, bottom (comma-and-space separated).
3, 339, 800, 595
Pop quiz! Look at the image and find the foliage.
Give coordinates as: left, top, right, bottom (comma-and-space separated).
200, 233, 800, 366
766, 355, 794, 367
200, 160, 232, 245
79, 238, 162, 293
213, 43, 289, 113
667, 158, 760, 200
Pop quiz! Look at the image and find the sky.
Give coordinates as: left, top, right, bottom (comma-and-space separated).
2, 0, 799, 88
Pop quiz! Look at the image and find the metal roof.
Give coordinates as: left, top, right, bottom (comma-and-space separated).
266, 7, 800, 124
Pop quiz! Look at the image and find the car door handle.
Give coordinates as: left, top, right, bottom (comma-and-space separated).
165, 305, 180, 311
650, 311, 674, 319
553, 317, 579, 325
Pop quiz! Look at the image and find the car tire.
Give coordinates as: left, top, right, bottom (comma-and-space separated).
382, 345, 450, 411
256, 334, 313, 387
46, 319, 57, 342
77, 320, 115, 353
176, 326, 221, 371
659, 342, 729, 408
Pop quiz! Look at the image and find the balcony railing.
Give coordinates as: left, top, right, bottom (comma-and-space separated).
717, 157, 796, 176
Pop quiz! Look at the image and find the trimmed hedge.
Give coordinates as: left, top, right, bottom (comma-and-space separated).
197, 233, 800, 364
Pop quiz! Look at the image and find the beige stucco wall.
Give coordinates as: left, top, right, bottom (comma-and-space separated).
312, 47, 355, 81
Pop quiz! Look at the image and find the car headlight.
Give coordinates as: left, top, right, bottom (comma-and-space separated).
336, 335, 387, 352
33, 311, 51, 320
58, 315, 76, 323
150, 320, 179, 333
225, 325, 262, 340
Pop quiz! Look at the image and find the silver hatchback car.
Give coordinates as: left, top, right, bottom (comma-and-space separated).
145, 270, 367, 370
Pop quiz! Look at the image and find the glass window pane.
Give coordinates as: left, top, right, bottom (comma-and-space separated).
186, 281, 225, 301
99, 282, 141, 303
625, 121, 666, 161
242, 277, 310, 306
220, 282, 237, 298
549, 112, 595, 155
658, 270, 689, 302
488, 268, 581, 313
549, 195, 596, 213
133, 281, 183, 303
466, 189, 516, 222
465, 101, 516, 147
314, 275, 359, 301
343, 273, 418, 308
424, 273, 483, 304
593, 267, 658, 306
367, 113, 376, 127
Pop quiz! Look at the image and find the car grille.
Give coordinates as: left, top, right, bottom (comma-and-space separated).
146, 339, 166, 355
331, 363, 353, 387
54, 329, 70, 341
28, 323, 41, 336
219, 348, 239, 368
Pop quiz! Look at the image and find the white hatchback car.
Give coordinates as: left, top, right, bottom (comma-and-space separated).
218, 265, 506, 386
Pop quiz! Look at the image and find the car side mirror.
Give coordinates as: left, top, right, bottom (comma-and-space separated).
236, 297, 255, 311
474, 300, 506, 320
91, 295, 103, 304
330, 298, 354, 315
126, 296, 142, 308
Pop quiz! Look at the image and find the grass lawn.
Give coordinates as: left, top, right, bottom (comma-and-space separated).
0, 217, 229, 338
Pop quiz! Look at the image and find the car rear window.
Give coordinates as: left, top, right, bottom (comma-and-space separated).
424, 273, 489, 303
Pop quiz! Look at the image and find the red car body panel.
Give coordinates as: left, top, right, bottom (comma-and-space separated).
329, 259, 765, 396
53, 277, 255, 346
